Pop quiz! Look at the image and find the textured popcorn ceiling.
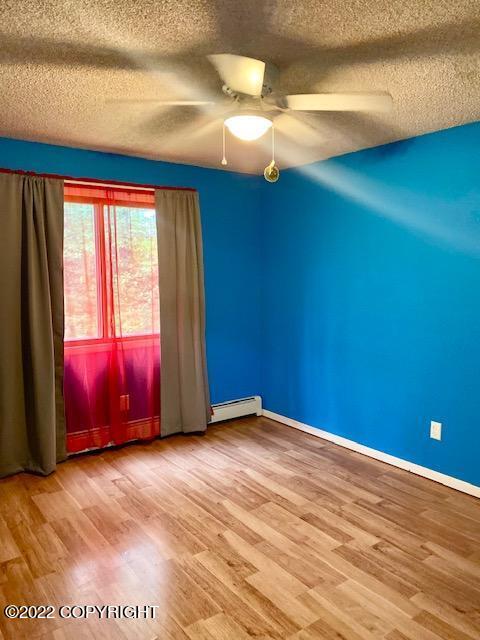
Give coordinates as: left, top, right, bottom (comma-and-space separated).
0, 0, 479, 174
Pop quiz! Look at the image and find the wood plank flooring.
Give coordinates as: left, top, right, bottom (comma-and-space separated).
0, 416, 479, 640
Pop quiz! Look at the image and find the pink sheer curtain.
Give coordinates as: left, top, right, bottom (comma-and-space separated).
63, 184, 160, 453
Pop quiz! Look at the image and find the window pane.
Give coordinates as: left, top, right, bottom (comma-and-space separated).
107, 206, 160, 336
64, 203, 99, 340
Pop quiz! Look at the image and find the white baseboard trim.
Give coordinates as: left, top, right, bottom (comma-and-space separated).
262, 409, 480, 499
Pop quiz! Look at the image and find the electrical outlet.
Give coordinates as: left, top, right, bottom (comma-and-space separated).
430, 420, 442, 441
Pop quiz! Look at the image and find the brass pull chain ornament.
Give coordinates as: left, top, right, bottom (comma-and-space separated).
264, 124, 279, 182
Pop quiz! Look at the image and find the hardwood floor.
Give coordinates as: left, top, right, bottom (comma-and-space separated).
0, 416, 479, 640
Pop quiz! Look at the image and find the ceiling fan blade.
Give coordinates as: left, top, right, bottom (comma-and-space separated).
207, 54, 265, 96
273, 113, 323, 147
161, 117, 224, 152
304, 18, 480, 72
106, 99, 215, 106
286, 93, 393, 112
142, 103, 235, 152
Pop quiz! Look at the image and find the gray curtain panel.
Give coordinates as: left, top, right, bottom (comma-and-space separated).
155, 189, 211, 436
0, 174, 65, 477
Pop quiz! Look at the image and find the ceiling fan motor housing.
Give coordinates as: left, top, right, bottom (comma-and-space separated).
261, 62, 279, 97
221, 61, 278, 99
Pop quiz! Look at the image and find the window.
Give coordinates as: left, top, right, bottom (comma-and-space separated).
63, 183, 161, 452
110, 206, 159, 336
64, 184, 159, 342
64, 202, 99, 340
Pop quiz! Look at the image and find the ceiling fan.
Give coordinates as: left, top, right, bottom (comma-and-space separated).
109, 53, 392, 177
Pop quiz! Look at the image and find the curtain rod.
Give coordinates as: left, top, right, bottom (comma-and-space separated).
65, 179, 153, 192
0, 167, 197, 192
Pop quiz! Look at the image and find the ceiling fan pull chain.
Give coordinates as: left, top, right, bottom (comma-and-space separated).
221, 123, 228, 166
271, 123, 275, 163
264, 124, 280, 182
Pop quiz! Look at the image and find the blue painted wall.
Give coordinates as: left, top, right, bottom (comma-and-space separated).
0, 137, 262, 403
261, 122, 480, 486
3, 122, 480, 487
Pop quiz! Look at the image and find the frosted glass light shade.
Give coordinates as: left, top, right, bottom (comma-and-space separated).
224, 115, 272, 141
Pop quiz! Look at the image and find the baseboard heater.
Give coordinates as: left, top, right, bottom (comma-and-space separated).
210, 396, 262, 423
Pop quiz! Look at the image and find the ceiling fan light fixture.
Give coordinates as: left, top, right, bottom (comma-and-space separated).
224, 115, 272, 141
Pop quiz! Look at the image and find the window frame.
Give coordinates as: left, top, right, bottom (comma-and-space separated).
64, 192, 159, 346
